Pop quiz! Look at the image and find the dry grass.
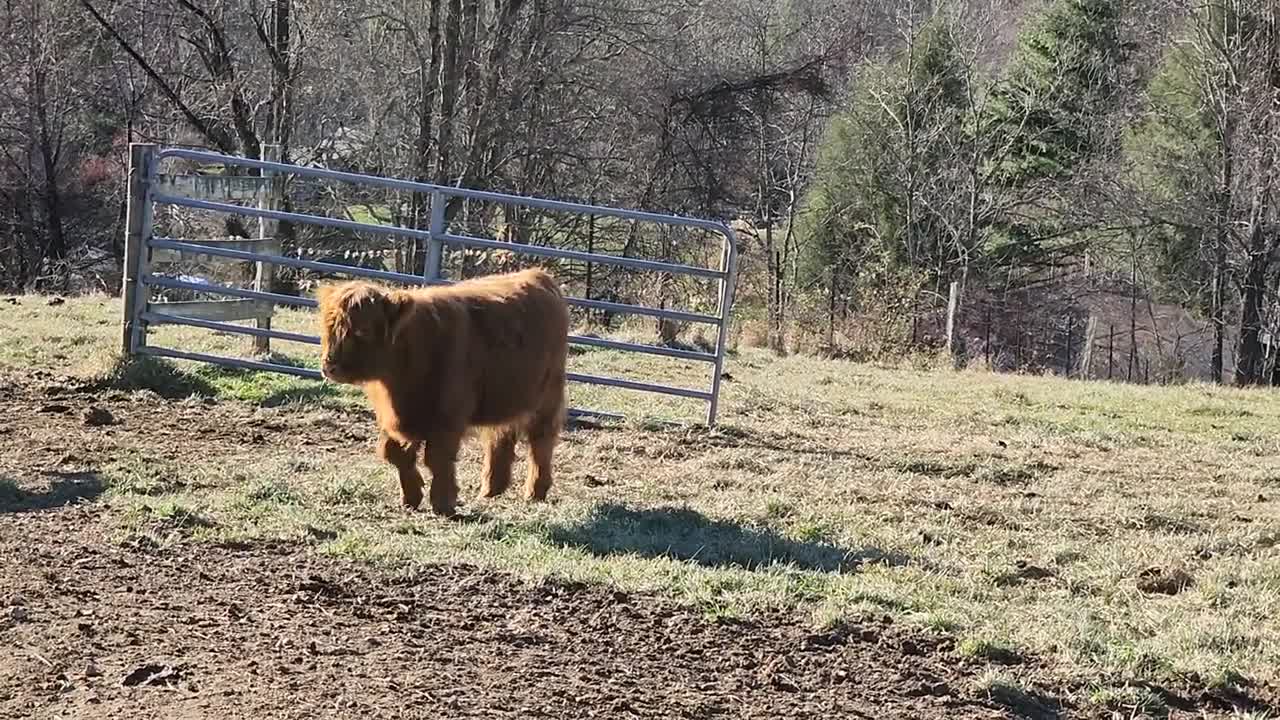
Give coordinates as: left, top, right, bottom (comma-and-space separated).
4, 293, 1280, 707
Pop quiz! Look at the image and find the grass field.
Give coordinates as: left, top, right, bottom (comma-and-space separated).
3, 293, 1279, 716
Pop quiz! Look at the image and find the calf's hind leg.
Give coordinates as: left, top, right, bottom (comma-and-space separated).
478, 426, 518, 499
377, 431, 424, 510
523, 397, 564, 503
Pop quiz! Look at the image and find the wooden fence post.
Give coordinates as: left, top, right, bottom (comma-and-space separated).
945, 280, 961, 365
121, 143, 158, 358
1080, 314, 1097, 380
1065, 319, 1074, 377
253, 145, 281, 355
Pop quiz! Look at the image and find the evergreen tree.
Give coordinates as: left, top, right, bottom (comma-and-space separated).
1124, 1, 1279, 384
982, 0, 1130, 269
799, 12, 973, 297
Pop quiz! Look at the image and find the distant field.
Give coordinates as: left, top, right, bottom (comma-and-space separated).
2, 293, 1279, 716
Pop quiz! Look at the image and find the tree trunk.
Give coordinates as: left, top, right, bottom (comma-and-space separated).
437, 0, 464, 185
1211, 234, 1225, 383
826, 265, 836, 354
765, 219, 782, 354
409, 0, 444, 274
1235, 5, 1279, 386
1236, 243, 1268, 385
462, 0, 483, 134
1128, 252, 1138, 381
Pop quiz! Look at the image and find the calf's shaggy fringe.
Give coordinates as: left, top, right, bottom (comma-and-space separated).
316, 267, 570, 516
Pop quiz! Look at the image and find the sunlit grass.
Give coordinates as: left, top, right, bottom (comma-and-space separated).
6, 291, 1280, 709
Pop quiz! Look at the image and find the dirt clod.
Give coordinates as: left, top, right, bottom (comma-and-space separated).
83, 406, 116, 427
1138, 567, 1195, 596
1016, 561, 1054, 580
121, 663, 185, 688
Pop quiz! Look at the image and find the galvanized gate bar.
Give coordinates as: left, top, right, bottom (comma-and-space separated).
437, 232, 726, 279
126, 145, 739, 425
147, 304, 710, 364
148, 238, 720, 326
141, 312, 322, 345
567, 334, 715, 362
565, 373, 712, 401
144, 275, 318, 308
150, 196, 728, 281
140, 342, 712, 401
148, 243, 719, 365
155, 148, 736, 236
150, 238, 447, 287
562, 297, 720, 326
141, 345, 323, 380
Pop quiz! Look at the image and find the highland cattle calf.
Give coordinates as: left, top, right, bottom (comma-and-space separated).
316, 268, 570, 517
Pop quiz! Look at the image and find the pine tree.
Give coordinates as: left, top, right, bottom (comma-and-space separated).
799, 13, 973, 285
982, 0, 1130, 269
1125, 1, 1279, 384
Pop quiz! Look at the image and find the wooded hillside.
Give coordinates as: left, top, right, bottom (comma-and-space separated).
3, 0, 1277, 385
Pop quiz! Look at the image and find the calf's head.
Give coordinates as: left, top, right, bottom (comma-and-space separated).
315, 281, 404, 384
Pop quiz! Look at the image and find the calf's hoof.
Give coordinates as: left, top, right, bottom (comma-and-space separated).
430, 497, 459, 518
401, 488, 424, 511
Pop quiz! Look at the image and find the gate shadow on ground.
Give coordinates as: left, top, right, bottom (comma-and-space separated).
97, 356, 343, 407
546, 502, 902, 573
259, 384, 343, 408
0, 472, 104, 514
96, 357, 217, 399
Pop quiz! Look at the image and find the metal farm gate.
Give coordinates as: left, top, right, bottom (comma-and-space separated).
119, 144, 740, 425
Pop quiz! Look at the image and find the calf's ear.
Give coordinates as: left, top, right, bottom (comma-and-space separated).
378, 291, 408, 336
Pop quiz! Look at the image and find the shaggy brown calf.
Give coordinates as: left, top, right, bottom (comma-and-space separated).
316, 268, 570, 517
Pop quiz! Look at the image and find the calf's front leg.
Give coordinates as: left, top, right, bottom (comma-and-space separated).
423, 430, 464, 517
377, 430, 424, 510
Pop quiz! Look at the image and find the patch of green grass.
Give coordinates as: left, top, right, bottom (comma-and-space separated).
318, 474, 386, 507
238, 476, 301, 507
977, 671, 1063, 718
1088, 684, 1170, 718
958, 636, 1025, 665
102, 454, 190, 496
146, 500, 216, 530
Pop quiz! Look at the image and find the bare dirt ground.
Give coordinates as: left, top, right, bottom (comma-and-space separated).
0, 371, 1270, 719
2, 510, 1026, 720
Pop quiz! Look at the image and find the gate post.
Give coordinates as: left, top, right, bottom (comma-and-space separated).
253, 144, 282, 354
707, 228, 738, 426
425, 190, 445, 282
121, 143, 158, 359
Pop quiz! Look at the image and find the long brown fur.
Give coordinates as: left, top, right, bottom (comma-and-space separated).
315, 267, 570, 516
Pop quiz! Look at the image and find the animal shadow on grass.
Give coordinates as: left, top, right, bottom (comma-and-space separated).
548, 502, 897, 572
0, 472, 104, 514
